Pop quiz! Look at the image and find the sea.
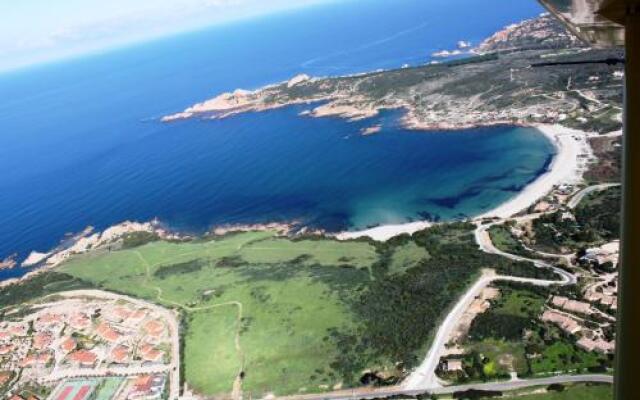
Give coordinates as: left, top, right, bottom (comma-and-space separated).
0, 0, 553, 280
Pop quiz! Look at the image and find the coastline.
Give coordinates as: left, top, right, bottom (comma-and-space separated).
335, 123, 592, 241
476, 123, 591, 219
1, 124, 591, 287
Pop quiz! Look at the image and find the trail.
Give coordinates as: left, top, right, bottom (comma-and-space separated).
134, 250, 245, 400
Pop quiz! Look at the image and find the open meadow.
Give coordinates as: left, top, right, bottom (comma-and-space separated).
0, 223, 558, 397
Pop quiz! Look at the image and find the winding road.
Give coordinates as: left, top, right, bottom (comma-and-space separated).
567, 183, 620, 209
291, 183, 616, 400
402, 221, 576, 391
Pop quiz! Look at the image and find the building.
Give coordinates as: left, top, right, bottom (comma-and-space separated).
551, 296, 593, 315
126, 375, 165, 399
67, 350, 98, 368
541, 310, 582, 335
96, 322, 122, 343
111, 345, 130, 364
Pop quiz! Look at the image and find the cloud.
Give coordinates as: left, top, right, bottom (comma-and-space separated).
0, 0, 332, 71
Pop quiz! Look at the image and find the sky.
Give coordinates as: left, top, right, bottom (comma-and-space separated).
0, 0, 336, 72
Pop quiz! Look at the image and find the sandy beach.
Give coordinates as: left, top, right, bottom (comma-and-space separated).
476, 124, 591, 219
336, 221, 434, 241
337, 124, 592, 242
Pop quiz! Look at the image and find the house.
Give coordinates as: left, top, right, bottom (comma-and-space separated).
111, 345, 130, 364
582, 241, 620, 266
139, 343, 164, 363
550, 296, 592, 315
143, 320, 164, 338
33, 332, 53, 350
142, 348, 163, 363
127, 374, 165, 399
541, 310, 582, 335
112, 306, 133, 321
0, 344, 14, 355
445, 358, 464, 372
20, 352, 52, 368
60, 337, 77, 353
37, 313, 63, 327
97, 322, 122, 343
577, 337, 615, 354
68, 350, 98, 368
69, 313, 91, 330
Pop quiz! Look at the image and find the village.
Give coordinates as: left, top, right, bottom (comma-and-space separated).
0, 293, 177, 400
437, 182, 619, 381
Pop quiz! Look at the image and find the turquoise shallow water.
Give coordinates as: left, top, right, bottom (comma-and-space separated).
0, 0, 549, 279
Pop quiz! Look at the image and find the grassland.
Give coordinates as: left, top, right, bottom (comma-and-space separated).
59, 231, 377, 396
0, 223, 557, 397
488, 224, 534, 259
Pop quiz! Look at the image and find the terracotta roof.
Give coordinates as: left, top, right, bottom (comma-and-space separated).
68, 350, 97, 366
70, 313, 90, 329
60, 337, 76, 353
142, 348, 163, 362
0, 344, 14, 355
111, 345, 130, 363
113, 307, 133, 320
97, 322, 121, 343
33, 332, 53, 350
133, 375, 154, 392
143, 320, 164, 337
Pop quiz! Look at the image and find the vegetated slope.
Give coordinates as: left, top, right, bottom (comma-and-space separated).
173, 15, 623, 134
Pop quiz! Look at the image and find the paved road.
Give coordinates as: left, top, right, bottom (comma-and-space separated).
567, 183, 620, 209
474, 222, 577, 285
279, 374, 612, 400
403, 222, 577, 391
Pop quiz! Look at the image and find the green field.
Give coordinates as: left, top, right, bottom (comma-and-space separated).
60, 231, 377, 395
0, 223, 558, 397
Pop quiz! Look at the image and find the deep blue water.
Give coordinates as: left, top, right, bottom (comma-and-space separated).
0, 0, 550, 280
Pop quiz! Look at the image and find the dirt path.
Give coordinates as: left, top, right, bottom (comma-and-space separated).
133, 250, 245, 399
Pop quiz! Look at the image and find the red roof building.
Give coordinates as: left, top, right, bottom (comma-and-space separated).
143, 320, 164, 338
111, 345, 130, 363
60, 337, 76, 353
96, 322, 121, 343
68, 350, 98, 367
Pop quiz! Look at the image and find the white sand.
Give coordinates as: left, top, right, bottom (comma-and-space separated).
335, 221, 433, 241
477, 124, 589, 219
337, 124, 590, 242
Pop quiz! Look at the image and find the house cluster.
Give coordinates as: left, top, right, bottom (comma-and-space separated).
581, 240, 620, 267
0, 297, 171, 395
541, 295, 615, 354
584, 275, 618, 311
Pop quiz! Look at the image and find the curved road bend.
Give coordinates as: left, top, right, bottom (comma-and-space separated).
402, 222, 576, 391
567, 183, 620, 209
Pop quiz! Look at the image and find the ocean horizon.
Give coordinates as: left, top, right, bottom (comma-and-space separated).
0, 0, 551, 280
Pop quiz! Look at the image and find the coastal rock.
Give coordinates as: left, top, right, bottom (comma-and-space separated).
21, 251, 51, 268
0, 254, 17, 270
287, 74, 311, 88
